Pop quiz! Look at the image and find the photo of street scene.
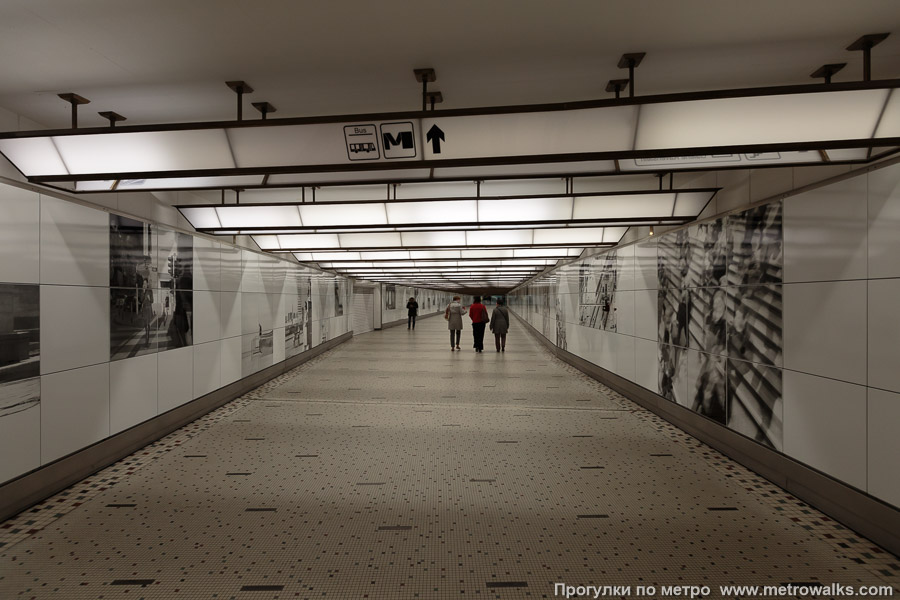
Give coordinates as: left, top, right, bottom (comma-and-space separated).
0, 284, 40, 422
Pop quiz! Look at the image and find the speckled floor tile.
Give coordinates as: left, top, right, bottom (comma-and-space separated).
0, 315, 897, 599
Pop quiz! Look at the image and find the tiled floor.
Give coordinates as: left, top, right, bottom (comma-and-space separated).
1, 314, 898, 599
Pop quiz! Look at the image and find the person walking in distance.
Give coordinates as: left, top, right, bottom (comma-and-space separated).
445, 296, 466, 350
406, 297, 419, 330
468, 296, 489, 353
490, 297, 510, 352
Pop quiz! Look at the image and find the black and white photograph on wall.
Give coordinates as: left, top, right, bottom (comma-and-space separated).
689, 219, 728, 288
555, 294, 567, 351
727, 284, 783, 366
333, 280, 343, 317
286, 276, 312, 359
688, 351, 727, 424
110, 215, 158, 360
658, 341, 688, 405
0, 284, 40, 421
727, 359, 783, 451
110, 285, 158, 360
110, 214, 156, 289
688, 287, 726, 354
157, 228, 194, 351
384, 284, 396, 310
579, 252, 618, 331
658, 288, 689, 349
657, 229, 692, 289
241, 326, 275, 378
727, 201, 783, 286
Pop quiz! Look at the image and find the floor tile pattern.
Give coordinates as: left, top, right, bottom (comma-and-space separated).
1, 315, 897, 599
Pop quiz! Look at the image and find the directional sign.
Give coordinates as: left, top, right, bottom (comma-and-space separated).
380, 122, 416, 158
343, 124, 380, 161
426, 124, 445, 154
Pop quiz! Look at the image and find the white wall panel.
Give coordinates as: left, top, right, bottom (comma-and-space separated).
41, 363, 109, 464
615, 290, 635, 336
193, 290, 221, 344
633, 338, 658, 392
634, 239, 658, 290
110, 353, 158, 434
40, 285, 109, 374
634, 288, 658, 341
273, 327, 285, 363
616, 244, 636, 292
220, 244, 242, 292
867, 163, 900, 279
220, 336, 242, 386
783, 370, 867, 491
616, 333, 635, 381
868, 387, 900, 508
193, 340, 221, 399
241, 250, 262, 293
783, 281, 866, 385
193, 237, 221, 291
783, 176, 867, 283
241, 291, 260, 335
0, 185, 39, 284
0, 399, 40, 483
220, 291, 242, 338
40, 195, 109, 287
158, 347, 193, 412
867, 278, 900, 393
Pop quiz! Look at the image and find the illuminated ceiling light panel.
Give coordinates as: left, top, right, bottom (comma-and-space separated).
217, 205, 301, 228
338, 232, 403, 248
300, 203, 387, 226
176, 189, 716, 235
410, 250, 465, 259
635, 89, 889, 150
3, 82, 898, 192
181, 207, 222, 229
573, 193, 675, 219
386, 200, 477, 224
54, 129, 235, 175
477, 197, 572, 222
253, 235, 281, 250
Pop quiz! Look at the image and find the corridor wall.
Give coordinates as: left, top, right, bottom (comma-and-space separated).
510, 160, 900, 512
0, 180, 353, 485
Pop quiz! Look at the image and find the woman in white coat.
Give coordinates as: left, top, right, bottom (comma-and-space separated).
445, 296, 466, 351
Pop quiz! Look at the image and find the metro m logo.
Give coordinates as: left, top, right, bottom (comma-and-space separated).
380, 122, 416, 158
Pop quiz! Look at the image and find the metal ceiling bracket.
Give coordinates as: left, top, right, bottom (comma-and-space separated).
57, 93, 90, 129
225, 81, 254, 121
617, 53, 646, 97
251, 102, 276, 120
605, 79, 630, 99
810, 63, 846, 84
414, 68, 437, 111
97, 111, 126, 128
424, 91, 443, 111
846, 33, 889, 81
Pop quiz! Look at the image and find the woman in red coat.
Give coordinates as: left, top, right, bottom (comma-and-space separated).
468, 296, 489, 353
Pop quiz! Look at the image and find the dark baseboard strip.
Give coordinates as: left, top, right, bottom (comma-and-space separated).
0, 332, 352, 523
512, 312, 900, 557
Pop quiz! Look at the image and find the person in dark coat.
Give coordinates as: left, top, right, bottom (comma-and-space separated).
406, 297, 419, 330
490, 297, 510, 352
468, 296, 489, 353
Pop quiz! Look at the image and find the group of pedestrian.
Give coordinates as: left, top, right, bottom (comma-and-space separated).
445, 295, 510, 353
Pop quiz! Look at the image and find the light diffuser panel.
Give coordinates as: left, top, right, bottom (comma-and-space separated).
477, 197, 572, 222
386, 200, 477, 224
636, 89, 889, 150
216, 205, 301, 228
573, 194, 675, 219
300, 202, 388, 226
53, 129, 235, 174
